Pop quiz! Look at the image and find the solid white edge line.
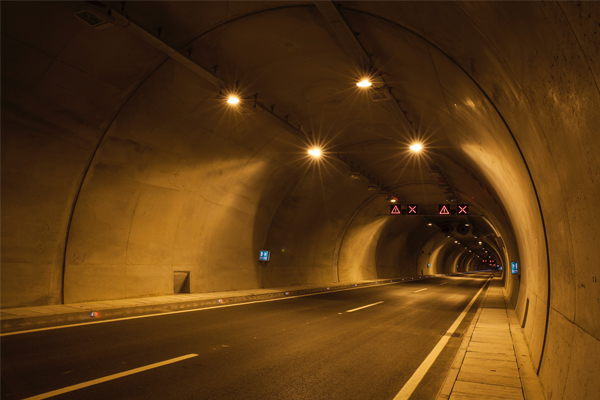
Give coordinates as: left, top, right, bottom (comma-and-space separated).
393, 275, 492, 400
22, 354, 198, 400
2, 273, 476, 336
1, 281, 403, 336
413, 288, 428, 293
346, 301, 384, 313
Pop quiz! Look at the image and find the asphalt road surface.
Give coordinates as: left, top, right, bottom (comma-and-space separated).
1, 273, 492, 400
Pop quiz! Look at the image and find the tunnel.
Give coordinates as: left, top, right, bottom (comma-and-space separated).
1, 1, 599, 399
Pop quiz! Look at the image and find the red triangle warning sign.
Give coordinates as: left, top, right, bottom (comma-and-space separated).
390, 205, 401, 215
439, 205, 450, 215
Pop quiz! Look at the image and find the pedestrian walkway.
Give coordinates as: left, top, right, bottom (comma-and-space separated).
437, 277, 544, 400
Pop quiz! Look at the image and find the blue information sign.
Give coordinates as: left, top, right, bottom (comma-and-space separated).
511, 261, 518, 275
259, 250, 270, 262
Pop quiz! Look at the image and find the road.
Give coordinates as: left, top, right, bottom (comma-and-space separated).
1, 273, 492, 400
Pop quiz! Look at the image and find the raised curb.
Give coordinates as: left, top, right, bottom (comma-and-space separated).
1, 274, 462, 334
436, 279, 492, 399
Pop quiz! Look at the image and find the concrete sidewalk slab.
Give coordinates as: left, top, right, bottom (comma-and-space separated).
437, 277, 545, 400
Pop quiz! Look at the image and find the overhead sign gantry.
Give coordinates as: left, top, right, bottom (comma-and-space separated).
438, 204, 469, 215
390, 204, 469, 216
390, 204, 419, 215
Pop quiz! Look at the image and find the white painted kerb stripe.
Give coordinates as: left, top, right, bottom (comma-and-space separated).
346, 301, 384, 313
413, 288, 428, 293
2, 274, 474, 337
393, 276, 491, 400
22, 354, 198, 400
2, 280, 406, 337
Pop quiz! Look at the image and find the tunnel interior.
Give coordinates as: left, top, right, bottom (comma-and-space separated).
2, 1, 599, 399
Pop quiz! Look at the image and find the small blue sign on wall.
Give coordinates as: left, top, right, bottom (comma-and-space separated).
259, 250, 270, 262
511, 261, 519, 275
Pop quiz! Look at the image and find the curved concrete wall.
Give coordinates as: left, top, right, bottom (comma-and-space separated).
2, 2, 598, 399
64, 59, 315, 301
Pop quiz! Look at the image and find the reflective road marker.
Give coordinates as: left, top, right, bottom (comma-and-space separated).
4, 275, 458, 337
3, 281, 405, 337
346, 301, 384, 313
23, 354, 198, 400
394, 276, 492, 400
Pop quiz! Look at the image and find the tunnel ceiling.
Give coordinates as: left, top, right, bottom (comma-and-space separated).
98, 0, 515, 253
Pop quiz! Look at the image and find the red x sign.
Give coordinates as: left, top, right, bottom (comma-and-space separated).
457, 204, 469, 215
407, 204, 418, 215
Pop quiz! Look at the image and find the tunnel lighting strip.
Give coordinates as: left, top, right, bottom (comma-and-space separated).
313, 0, 414, 131
393, 275, 493, 400
22, 354, 198, 400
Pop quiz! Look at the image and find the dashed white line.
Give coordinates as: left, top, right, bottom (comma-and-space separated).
413, 288, 428, 293
23, 354, 198, 400
3, 281, 404, 336
346, 301, 384, 313
3, 274, 471, 337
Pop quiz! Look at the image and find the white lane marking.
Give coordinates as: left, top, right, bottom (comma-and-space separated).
439, 283, 447, 286
3, 273, 483, 336
393, 276, 492, 400
346, 301, 384, 313
413, 288, 428, 293
22, 354, 198, 400
2, 281, 402, 336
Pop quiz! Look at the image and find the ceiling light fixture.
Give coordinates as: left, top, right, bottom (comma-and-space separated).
308, 148, 321, 157
227, 95, 240, 105
357, 79, 372, 87
409, 144, 422, 152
